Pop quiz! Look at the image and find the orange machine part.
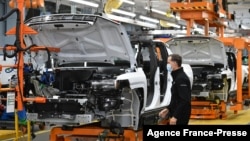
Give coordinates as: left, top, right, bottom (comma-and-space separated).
1, 45, 60, 53
190, 37, 249, 119
9, 0, 44, 9
6, 24, 38, 35
170, 0, 231, 36
170, 1, 243, 119
0, 97, 46, 103
218, 37, 250, 113
246, 41, 250, 99
2, 0, 52, 111
50, 124, 143, 141
190, 100, 227, 119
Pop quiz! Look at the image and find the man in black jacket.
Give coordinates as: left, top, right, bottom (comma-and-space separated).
159, 54, 191, 125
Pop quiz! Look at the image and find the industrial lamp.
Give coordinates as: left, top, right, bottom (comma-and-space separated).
70, 0, 99, 8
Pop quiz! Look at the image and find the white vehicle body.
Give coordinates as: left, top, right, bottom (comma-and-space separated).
165, 46, 194, 87
166, 36, 247, 102
19, 14, 186, 130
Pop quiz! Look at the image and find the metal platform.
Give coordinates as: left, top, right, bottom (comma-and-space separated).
189, 106, 250, 125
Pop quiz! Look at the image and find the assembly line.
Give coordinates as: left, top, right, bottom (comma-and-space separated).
0, 0, 250, 140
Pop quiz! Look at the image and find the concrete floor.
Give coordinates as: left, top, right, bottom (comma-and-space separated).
1, 106, 250, 141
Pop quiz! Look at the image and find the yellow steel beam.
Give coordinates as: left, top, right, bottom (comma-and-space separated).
0, 130, 22, 140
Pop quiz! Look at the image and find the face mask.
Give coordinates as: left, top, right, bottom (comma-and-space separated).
166, 64, 172, 72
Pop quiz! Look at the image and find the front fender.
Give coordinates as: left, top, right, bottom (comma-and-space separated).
116, 68, 147, 110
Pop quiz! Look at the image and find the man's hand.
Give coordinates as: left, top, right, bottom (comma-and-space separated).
169, 117, 177, 125
158, 108, 169, 119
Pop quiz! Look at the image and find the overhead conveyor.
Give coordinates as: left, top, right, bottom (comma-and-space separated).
170, 0, 233, 36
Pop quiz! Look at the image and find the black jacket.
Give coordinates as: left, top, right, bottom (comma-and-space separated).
167, 67, 191, 125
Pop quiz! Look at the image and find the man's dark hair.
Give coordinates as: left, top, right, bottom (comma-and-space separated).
169, 54, 182, 67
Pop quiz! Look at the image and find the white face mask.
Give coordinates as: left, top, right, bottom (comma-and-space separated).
166, 64, 172, 72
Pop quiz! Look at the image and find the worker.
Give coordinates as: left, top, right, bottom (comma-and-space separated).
159, 54, 191, 125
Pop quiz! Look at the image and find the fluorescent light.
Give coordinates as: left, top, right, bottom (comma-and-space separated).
240, 24, 250, 30
166, 22, 181, 28
145, 7, 165, 15
70, 0, 99, 8
151, 9, 166, 15
145, 6, 181, 20
111, 9, 136, 17
160, 20, 180, 28
122, 0, 135, 5
148, 30, 186, 35
105, 14, 158, 29
139, 15, 159, 24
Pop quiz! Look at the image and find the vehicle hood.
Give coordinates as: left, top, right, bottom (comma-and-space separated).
24, 14, 136, 66
166, 36, 227, 67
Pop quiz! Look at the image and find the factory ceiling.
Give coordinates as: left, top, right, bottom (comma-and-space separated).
15, 0, 250, 37
130, 0, 250, 37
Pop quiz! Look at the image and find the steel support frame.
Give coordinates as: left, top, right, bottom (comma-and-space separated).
170, 1, 244, 119
50, 124, 143, 141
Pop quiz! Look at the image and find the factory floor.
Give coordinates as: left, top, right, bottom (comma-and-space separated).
1, 106, 250, 141
189, 105, 250, 125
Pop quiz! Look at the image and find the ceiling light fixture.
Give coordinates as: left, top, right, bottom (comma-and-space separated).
145, 7, 165, 15
111, 8, 136, 17
139, 15, 159, 24
105, 14, 158, 29
145, 6, 181, 20
160, 20, 180, 28
148, 30, 186, 35
165, 22, 181, 28
70, 0, 99, 8
240, 24, 250, 30
121, 0, 135, 5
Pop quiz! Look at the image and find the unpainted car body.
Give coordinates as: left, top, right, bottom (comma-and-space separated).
166, 36, 248, 102
18, 14, 192, 130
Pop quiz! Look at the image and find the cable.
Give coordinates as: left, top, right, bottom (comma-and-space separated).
3, 44, 18, 59
0, 8, 19, 21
